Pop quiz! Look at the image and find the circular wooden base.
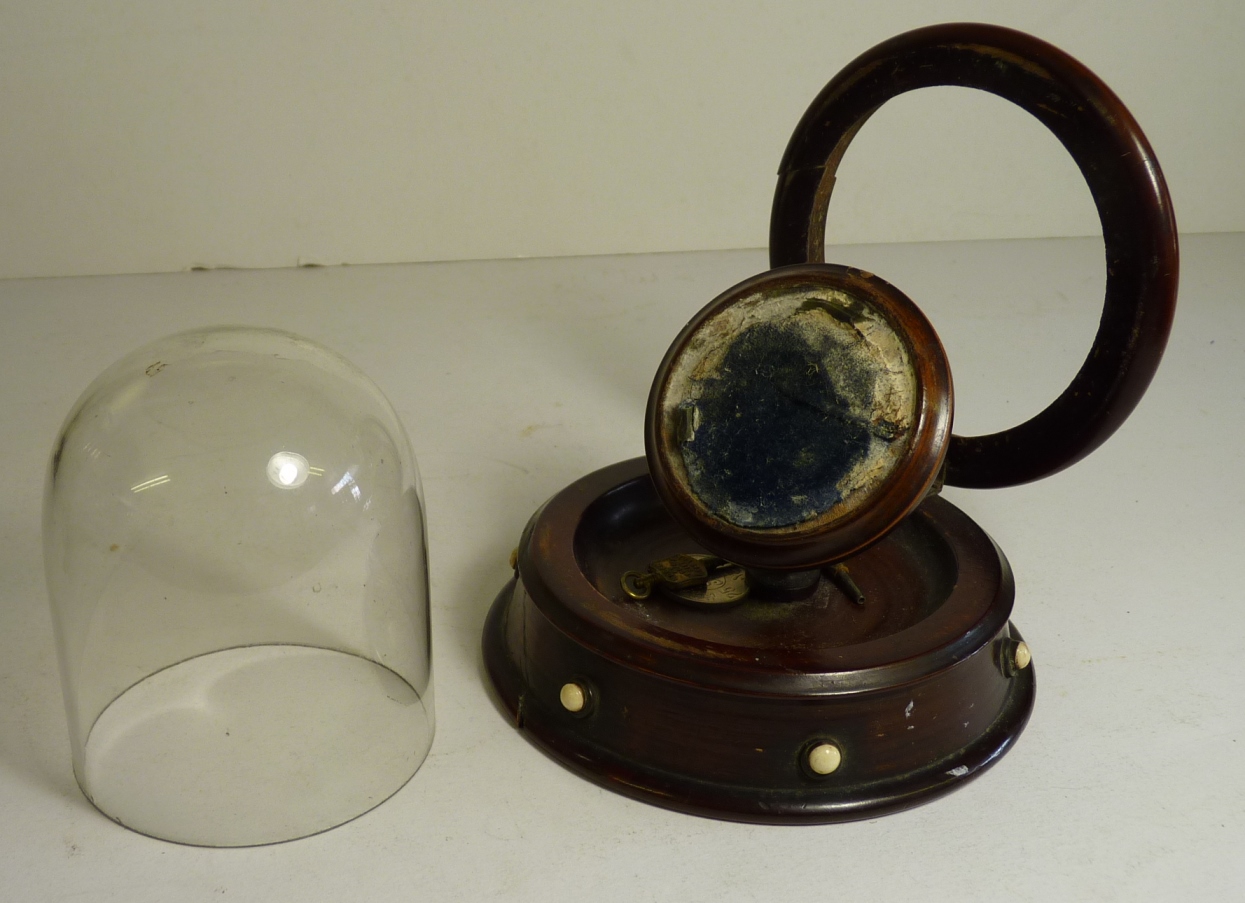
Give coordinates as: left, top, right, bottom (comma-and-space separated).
482, 458, 1035, 823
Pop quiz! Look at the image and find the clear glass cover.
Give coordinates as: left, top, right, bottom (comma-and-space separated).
43, 327, 433, 846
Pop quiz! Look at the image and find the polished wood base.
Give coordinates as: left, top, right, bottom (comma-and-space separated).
482, 458, 1035, 823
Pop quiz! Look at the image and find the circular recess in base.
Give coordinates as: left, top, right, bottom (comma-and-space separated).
482, 458, 1035, 824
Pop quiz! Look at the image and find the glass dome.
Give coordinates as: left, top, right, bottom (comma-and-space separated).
42, 327, 433, 846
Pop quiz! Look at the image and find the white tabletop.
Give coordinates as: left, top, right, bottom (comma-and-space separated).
2, 234, 1241, 901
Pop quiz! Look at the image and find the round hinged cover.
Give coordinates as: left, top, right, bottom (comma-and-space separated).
646, 264, 951, 569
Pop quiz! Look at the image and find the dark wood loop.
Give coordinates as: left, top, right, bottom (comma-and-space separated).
769, 23, 1178, 488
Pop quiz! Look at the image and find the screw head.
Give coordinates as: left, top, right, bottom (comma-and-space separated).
1013, 641, 1032, 670
559, 682, 586, 713
807, 742, 842, 776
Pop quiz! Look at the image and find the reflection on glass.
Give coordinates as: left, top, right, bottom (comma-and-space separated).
130, 475, 171, 493
266, 451, 310, 489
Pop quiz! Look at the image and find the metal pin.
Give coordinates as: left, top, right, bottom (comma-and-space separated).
679, 404, 700, 443
827, 563, 866, 606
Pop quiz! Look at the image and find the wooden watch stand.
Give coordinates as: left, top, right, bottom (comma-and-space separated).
482, 23, 1177, 823
484, 458, 1032, 822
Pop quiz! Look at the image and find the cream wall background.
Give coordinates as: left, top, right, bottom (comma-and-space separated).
0, 1, 1240, 280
